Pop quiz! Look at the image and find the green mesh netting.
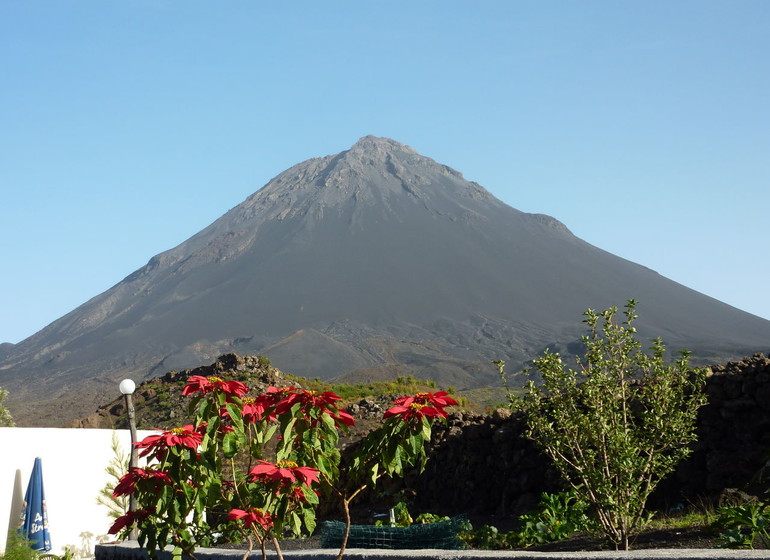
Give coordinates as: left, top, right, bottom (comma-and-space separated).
318, 517, 468, 550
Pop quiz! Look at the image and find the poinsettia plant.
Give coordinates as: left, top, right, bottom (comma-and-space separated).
108, 374, 456, 560
332, 391, 458, 559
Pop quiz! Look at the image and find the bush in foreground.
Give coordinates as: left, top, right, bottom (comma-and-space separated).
500, 300, 707, 550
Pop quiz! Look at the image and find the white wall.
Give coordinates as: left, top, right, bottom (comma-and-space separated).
1, 427, 156, 559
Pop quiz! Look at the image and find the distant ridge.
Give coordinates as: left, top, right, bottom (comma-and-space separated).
2, 136, 769, 426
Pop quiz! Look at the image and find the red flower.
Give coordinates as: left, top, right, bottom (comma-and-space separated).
275, 387, 341, 414
108, 508, 154, 534
393, 391, 458, 409
384, 391, 458, 421
263, 386, 295, 408
273, 388, 340, 415
248, 460, 320, 488
135, 425, 203, 458
241, 396, 274, 423
383, 403, 447, 421
113, 467, 172, 497
228, 508, 273, 530
182, 375, 249, 397
283, 485, 318, 504
334, 409, 355, 427
267, 387, 355, 428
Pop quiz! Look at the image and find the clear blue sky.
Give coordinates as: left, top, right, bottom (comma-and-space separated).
2, 1, 768, 344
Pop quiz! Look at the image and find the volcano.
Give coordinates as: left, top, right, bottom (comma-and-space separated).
2, 136, 769, 425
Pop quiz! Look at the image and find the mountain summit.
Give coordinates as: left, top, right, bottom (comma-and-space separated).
3, 136, 769, 425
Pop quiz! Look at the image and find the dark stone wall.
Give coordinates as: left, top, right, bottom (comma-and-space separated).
406, 409, 560, 518
656, 353, 770, 503
404, 353, 770, 517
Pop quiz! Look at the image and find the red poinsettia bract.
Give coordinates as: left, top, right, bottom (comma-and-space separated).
108, 508, 155, 535
333, 408, 355, 427
248, 460, 320, 488
182, 375, 248, 397
135, 425, 203, 458
383, 391, 458, 422
228, 508, 273, 530
113, 467, 172, 497
283, 485, 315, 505
273, 387, 339, 415
383, 402, 447, 421
269, 387, 355, 427
240, 395, 275, 423
393, 391, 458, 409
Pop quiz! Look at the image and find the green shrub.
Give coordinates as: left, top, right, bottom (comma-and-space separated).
257, 355, 271, 368
1, 535, 42, 560
501, 300, 707, 550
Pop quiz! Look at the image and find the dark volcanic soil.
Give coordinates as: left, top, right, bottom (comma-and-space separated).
526, 525, 720, 551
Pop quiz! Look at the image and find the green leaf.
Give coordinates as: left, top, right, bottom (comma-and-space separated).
303, 486, 320, 505
408, 432, 422, 457
194, 487, 206, 514
226, 402, 244, 432
290, 511, 302, 536
222, 430, 238, 458
320, 412, 336, 432
421, 417, 432, 441
277, 417, 298, 459
197, 399, 212, 421
303, 509, 317, 535
256, 422, 278, 446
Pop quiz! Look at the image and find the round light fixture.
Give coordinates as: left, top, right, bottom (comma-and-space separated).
119, 379, 136, 395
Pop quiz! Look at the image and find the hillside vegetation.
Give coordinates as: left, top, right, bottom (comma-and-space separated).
72, 353, 474, 432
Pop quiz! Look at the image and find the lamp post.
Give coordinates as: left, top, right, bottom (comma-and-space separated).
119, 379, 138, 540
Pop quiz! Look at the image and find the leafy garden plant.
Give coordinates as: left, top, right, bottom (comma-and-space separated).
499, 300, 707, 550
715, 503, 770, 549
514, 490, 595, 547
108, 374, 456, 560
459, 524, 502, 550
454, 490, 593, 550
1, 535, 43, 560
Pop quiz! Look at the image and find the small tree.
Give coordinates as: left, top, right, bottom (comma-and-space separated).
0, 386, 14, 427
96, 432, 130, 522
499, 300, 706, 550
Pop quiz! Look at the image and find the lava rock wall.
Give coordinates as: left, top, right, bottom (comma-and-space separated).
406, 353, 770, 517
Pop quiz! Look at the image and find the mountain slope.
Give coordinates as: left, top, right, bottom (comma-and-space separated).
2, 136, 769, 426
